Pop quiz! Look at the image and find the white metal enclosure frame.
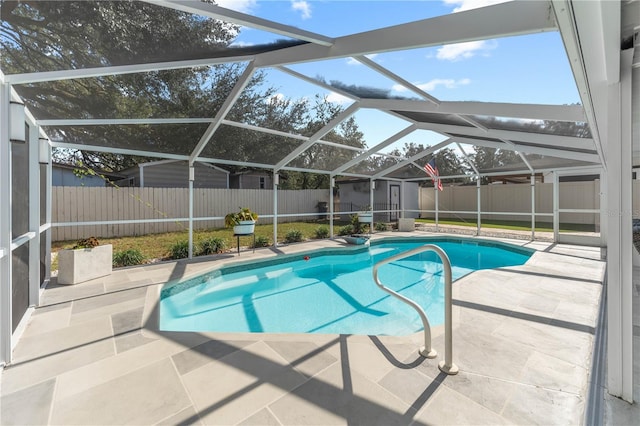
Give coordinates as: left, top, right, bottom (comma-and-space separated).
0, 0, 637, 405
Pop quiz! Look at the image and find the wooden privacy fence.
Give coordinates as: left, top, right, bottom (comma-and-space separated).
52, 187, 330, 242
419, 181, 602, 225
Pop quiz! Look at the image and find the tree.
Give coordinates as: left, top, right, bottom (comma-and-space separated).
0, 1, 307, 172
279, 96, 367, 189
1, 1, 369, 187
356, 142, 469, 184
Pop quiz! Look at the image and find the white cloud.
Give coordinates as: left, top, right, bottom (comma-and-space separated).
229, 40, 254, 48
443, 0, 511, 13
291, 1, 311, 19
215, 0, 257, 13
326, 92, 352, 105
418, 78, 471, 92
267, 93, 286, 104
392, 84, 409, 93
391, 78, 470, 94
436, 40, 495, 61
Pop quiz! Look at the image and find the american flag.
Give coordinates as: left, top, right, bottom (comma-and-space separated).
424, 158, 443, 191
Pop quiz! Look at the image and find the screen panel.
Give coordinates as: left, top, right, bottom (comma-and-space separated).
1, 1, 306, 73
199, 124, 300, 166
45, 124, 207, 156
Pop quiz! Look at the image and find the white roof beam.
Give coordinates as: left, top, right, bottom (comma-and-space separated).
275, 102, 360, 170
144, 0, 334, 46
4, 55, 253, 85
456, 143, 479, 176
373, 139, 452, 179
219, 119, 361, 151
194, 157, 276, 170
416, 122, 596, 152
276, 66, 360, 101
352, 56, 440, 105
50, 141, 190, 161
458, 114, 534, 172
255, 1, 556, 68
359, 99, 587, 122
39, 118, 215, 126
190, 62, 256, 163
332, 124, 418, 174
551, 0, 620, 167
451, 135, 600, 163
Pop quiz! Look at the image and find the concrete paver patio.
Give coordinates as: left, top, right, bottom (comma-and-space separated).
1, 232, 606, 425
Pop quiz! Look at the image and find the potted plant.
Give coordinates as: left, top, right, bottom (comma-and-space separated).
357, 205, 373, 223
225, 207, 259, 235
57, 237, 113, 285
339, 214, 371, 245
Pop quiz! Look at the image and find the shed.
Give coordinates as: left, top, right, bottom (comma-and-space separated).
229, 170, 273, 189
120, 160, 229, 188
337, 179, 419, 222
52, 162, 123, 187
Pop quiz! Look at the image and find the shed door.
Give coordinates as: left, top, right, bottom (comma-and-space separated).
390, 185, 400, 221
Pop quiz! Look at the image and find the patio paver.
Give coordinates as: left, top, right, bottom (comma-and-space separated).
1, 232, 607, 425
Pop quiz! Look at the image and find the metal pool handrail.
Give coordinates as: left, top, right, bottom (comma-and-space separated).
372, 244, 459, 375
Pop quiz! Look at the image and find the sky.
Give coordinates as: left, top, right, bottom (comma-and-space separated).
214, 0, 582, 155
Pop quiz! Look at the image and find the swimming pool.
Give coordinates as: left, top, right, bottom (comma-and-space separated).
160, 237, 533, 336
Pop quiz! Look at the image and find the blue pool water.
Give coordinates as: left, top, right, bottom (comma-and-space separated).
160, 237, 533, 336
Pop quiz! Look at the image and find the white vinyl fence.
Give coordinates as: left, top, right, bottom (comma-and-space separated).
52, 187, 329, 241
419, 181, 602, 225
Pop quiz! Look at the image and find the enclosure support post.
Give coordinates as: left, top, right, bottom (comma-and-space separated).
400, 181, 405, 219
187, 165, 194, 259
273, 171, 278, 247
45, 142, 52, 283
606, 49, 634, 402
531, 173, 536, 241
0, 82, 13, 366
435, 186, 439, 231
476, 178, 481, 235
329, 175, 334, 238
553, 171, 559, 242
28, 122, 40, 307
370, 179, 375, 231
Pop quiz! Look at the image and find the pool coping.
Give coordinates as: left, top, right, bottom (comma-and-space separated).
157, 234, 535, 299
4, 232, 607, 425
142, 234, 538, 344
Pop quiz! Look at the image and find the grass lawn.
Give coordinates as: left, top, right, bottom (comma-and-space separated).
51, 221, 350, 269
51, 218, 598, 270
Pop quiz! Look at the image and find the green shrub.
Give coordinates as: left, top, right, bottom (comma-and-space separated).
338, 224, 354, 236
314, 225, 329, 239
72, 236, 100, 249
253, 235, 270, 248
375, 222, 389, 231
284, 229, 304, 243
168, 240, 190, 259
112, 249, 145, 267
198, 237, 227, 256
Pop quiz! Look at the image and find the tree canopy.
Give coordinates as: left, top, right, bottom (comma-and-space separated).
1, 0, 363, 188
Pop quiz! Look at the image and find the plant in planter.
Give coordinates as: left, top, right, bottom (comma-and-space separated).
341, 214, 371, 245
57, 236, 113, 284
357, 205, 373, 223
225, 207, 259, 235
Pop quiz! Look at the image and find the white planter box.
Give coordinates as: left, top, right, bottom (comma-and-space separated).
233, 220, 256, 235
57, 244, 113, 285
397, 218, 415, 232
357, 213, 372, 223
